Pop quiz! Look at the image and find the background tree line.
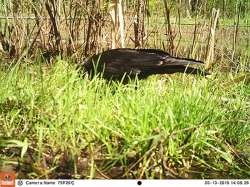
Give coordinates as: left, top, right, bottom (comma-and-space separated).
0, 0, 249, 61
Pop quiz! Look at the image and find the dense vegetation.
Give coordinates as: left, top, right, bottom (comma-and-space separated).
0, 0, 249, 179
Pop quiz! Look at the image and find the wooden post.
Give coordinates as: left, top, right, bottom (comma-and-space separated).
205, 8, 220, 70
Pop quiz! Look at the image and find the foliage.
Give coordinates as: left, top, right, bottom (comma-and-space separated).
0, 60, 249, 178
0, 0, 249, 179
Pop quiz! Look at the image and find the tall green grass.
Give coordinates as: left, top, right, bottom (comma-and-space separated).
0, 59, 249, 179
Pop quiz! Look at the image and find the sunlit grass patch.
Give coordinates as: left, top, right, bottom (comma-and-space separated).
0, 60, 249, 179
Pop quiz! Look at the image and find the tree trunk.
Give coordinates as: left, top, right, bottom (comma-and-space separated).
163, 0, 174, 54
109, 0, 125, 49
134, 0, 145, 48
